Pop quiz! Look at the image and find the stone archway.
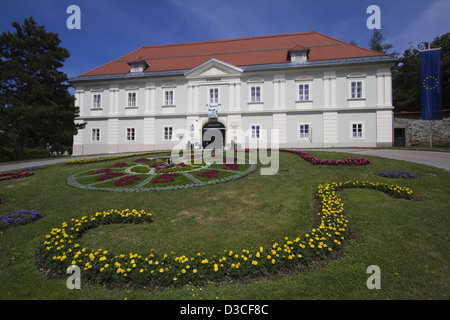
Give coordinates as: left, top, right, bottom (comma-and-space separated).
202, 121, 226, 149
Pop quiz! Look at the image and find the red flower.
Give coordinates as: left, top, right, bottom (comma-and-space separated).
196, 170, 219, 178
96, 172, 124, 181
152, 173, 179, 183
0, 171, 34, 181
113, 175, 141, 186
90, 168, 111, 175
222, 163, 239, 170
112, 162, 127, 167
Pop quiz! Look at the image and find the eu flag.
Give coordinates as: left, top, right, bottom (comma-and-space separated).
420, 49, 442, 120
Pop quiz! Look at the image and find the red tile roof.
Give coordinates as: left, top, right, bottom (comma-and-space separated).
79, 31, 386, 77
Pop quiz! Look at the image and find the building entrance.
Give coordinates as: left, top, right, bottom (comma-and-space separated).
202, 121, 226, 149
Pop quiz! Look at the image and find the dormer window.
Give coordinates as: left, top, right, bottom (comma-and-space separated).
289, 45, 310, 63
127, 58, 149, 73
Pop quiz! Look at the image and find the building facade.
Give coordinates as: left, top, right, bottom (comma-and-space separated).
70, 32, 397, 155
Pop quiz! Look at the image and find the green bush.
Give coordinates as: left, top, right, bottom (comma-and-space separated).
0, 147, 52, 162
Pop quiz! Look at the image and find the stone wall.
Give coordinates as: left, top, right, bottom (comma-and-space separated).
394, 110, 450, 146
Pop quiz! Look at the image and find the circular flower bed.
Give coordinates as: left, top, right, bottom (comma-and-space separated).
38, 181, 414, 287
67, 155, 257, 192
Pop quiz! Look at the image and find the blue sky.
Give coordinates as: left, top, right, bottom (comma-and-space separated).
1, 0, 449, 82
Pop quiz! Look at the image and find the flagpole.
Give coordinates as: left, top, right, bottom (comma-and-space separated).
428, 43, 432, 148
430, 120, 432, 148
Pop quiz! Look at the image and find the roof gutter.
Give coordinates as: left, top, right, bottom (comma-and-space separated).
69, 55, 398, 84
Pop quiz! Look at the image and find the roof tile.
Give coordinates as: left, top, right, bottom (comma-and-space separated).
79, 31, 385, 77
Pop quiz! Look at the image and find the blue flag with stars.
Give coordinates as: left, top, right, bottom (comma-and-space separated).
420, 49, 442, 120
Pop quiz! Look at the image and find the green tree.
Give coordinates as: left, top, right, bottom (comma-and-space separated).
431, 33, 450, 108
368, 29, 397, 56
0, 17, 84, 160
392, 46, 421, 112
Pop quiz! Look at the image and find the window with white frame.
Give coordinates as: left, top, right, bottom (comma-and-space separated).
350, 80, 363, 99
209, 88, 219, 104
251, 125, 261, 139
164, 90, 174, 106
351, 123, 364, 139
299, 124, 310, 139
91, 128, 100, 142
164, 126, 173, 141
126, 128, 136, 141
298, 83, 310, 101
92, 94, 102, 109
127, 92, 137, 107
250, 86, 261, 102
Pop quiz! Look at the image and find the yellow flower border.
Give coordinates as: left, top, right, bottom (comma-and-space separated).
38, 181, 414, 287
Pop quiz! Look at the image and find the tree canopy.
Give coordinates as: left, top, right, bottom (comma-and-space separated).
0, 17, 84, 160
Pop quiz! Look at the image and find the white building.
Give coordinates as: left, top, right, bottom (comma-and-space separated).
69, 31, 396, 155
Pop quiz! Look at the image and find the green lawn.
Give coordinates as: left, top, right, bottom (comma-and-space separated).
0, 150, 448, 299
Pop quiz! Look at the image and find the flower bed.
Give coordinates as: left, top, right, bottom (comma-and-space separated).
38, 181, 414, 287
67, 155, 256, 192
0, 171, 34, 182
280, 149, 370, 166
378, 170, 416, 179
1, 209, 42, 230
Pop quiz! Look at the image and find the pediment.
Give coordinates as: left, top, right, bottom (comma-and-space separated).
185, 58, 243, 79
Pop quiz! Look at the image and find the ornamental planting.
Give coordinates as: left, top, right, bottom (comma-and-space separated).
67, 154, 257, 192
38, 181, 414, 287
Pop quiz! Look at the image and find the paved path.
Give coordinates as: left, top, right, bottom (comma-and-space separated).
1, 149, 449, 172
0, 154, 114, 172
304, 148, 450, 171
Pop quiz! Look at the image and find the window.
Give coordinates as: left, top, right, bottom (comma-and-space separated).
93, 94, 102, 109
250, 86, 261, 102
164, 126, 173, 141
352, 123, 363, 139
350, 81, 363, 99
298, 83, 310, 101
127, 128, 136, 141
91, 128, 100, 142
299, 124, 310, 139
251, 125, 261, 139
127, 92, 137, 107
209, 88, 219, 104
164, 90, 174, 106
